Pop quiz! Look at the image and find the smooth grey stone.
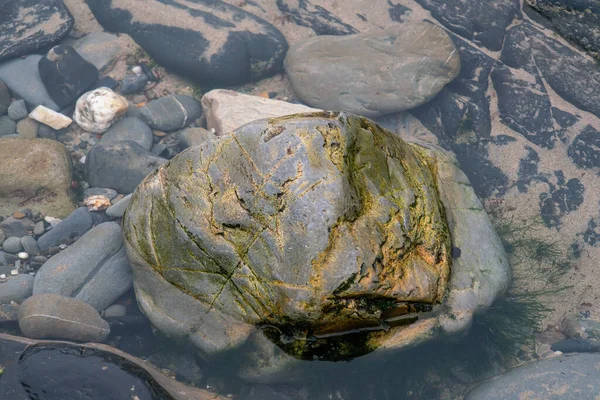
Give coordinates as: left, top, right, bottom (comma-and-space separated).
18, 294, 110, 342
33, 255, 48, 264
0, 56, 59, 111
99, 117, 153, 150
0, 81, 11, 115
140, 95, 202, 131
0, 251, 6, 266
149, 143, 167, 156
0, 217, 34, 238
0, 116, 16, 137
103, 304, 127, 317
33, 222, 133, 311
7, 99, 27, 121
120, 74, 148, 95
37, 208, 93, 252
20, 236, 39, 256
3, 253, 18, 265
105, 194, 131, 219
71, 32, 124, 74
285, 22, 460, 117
0, 274, 34, 304
83, 187, 118, 200
85, 141, 167, 194
33, 221, 45, 237
2, 237, 23, 254
178, 126, 215, 149
89, 211, 111, 226
0, 230, 4, 246
466, 353, 600, 399
0, 0, 74, 63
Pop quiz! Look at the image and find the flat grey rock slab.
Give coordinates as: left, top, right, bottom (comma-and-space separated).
0, 56, 59, 111
467, 353, 600, 399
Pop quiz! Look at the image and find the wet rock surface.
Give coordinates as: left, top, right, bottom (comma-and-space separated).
0, 0, 74, 62
85, 0, 289, 86
123, 112, 508, 380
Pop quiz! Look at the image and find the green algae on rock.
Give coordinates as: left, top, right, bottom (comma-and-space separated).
123, 112, 509, 380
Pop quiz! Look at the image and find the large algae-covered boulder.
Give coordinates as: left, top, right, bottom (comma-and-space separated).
123, 112, 509, 379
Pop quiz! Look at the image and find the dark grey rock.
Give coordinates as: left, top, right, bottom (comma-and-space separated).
37, 124, 57, 140
16, 118, 38, 139
126, 102, 144, 119
99, 117, 153, 150
20, 236, 39, 256
85, 0, 288, 86
120, 74, 148, 95
0, 274, 34, 304
37, 208, 93, 252
466, 353, 600, 399
0, 81, 10, 116
85, 141, 167, 194
18, 294, 110, 342
83, 187, 118, 200
0, 251, 6, 266
0, 116, 16, 137
0, 0, 74, 62
414, 0, 521, 51
0, 56, 60, 111
38, 45, 99, 108
140, 95, 202, 131
0, 217, 34, 238
551, 338, 600, 353
7, 99, 27, 121
33, 222, 133, 311
527, 0, 600, 59
105, 194, 131, 219
2, 237, 23, 254
149, 143, 167, 156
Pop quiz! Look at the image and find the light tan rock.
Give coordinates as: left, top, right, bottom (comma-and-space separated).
0, 138, 75, 218
201, 89, 320, 135
73, 87, 128, 133
29, 106, 72, 130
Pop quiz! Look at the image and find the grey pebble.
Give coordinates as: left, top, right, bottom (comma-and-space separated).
16, 117, 38, 139
140, 95, 202, 131
99, 117, 153, 150
37, 207, 92, 252
120, 73, 148, 95
150, 143, 167, 156
33, 221, 45, 236
7, 99, 28, 121
2, 237, 23, 254
20, 236, 39, 256
103, 303, 127, 317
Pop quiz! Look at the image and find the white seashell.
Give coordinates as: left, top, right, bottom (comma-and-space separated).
10, 269, 18, 276
17, 252, 29, 260
132, 66, 143, 74
73, 87, 129, 133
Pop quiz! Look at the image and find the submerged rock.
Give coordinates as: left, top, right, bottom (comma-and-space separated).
285, 22, 460, 117
73, 87, 128, 133
0, 0, 74, 62
123, 112, 509, 381
86, 0, 288, 86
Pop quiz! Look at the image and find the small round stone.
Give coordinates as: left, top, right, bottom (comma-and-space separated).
2, 237, 23, 253
18, 252, 29, 260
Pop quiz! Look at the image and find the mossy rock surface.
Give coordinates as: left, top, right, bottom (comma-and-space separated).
123, 112, 509, 379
